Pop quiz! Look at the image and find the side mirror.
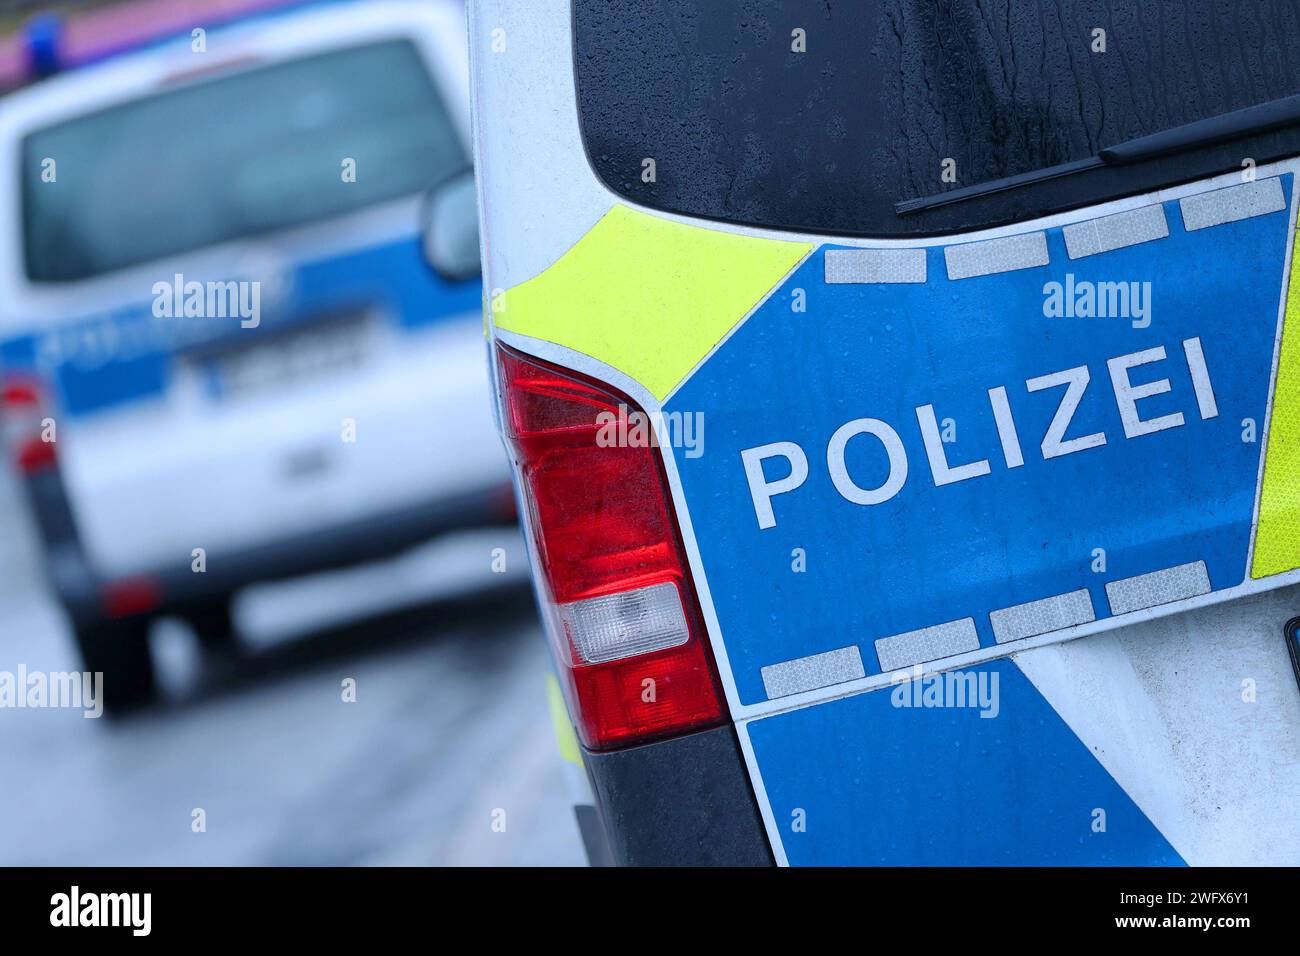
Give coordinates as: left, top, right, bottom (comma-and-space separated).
422, 169, 481, 282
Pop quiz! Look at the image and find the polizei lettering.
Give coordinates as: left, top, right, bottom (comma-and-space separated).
741, 338, 1218, 530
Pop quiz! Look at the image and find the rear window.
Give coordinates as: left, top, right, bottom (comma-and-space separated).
23, 38, 465, 282
574, 0, 1300, 237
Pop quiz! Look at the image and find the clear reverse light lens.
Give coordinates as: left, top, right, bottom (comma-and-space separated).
558, 582, 690, 665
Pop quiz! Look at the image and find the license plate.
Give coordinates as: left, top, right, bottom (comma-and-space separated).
192, 313, 376, 401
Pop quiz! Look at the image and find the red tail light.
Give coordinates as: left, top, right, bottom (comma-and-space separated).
1, 376, 57, 474
496, 345, 725, 750
101, 575, 163, 619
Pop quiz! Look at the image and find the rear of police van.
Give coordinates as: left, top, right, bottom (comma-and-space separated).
471, 0, 1300, 864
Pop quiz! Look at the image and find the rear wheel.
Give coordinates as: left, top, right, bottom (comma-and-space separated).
72, 617, 156, 716
187, 597, 236, 651
187, 596, 244, 686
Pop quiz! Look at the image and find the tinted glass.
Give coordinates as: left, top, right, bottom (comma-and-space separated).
23, 39, 466, 281
575, 0, 1300, 236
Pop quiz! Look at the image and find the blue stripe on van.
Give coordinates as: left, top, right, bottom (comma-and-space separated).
0, 233, 479, 417
748, 657, 1185, 865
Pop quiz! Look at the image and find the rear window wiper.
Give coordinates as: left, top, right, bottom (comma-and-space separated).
896, 91, 1300, 216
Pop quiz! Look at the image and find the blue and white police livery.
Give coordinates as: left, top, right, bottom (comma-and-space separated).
470, 0, 1300, 865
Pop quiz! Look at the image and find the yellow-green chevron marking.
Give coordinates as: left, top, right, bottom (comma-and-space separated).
1254, 205, 1300, 577
494, 205, 811, 400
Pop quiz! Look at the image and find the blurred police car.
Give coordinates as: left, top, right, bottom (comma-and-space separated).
0, 0, 509, 712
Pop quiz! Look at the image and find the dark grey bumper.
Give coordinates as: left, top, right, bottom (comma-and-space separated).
44, 484, 515, 625
582, 724, 774, 867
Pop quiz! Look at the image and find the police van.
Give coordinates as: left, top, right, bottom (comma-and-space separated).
469, 0, 1300, 865
0, 0, 508, 711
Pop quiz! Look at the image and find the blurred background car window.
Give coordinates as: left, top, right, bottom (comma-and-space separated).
23, 37, 466, 281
